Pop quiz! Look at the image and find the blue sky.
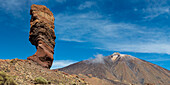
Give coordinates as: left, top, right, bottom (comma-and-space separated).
0, 0, 170, 70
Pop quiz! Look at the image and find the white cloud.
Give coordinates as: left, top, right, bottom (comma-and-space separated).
78, 1, 95, 10
0, 0, 23, 11
55, 12, 170, 54
0, 0, 42, 11
148, 58, 170, 61
143, 0, 170, 20
56, 0, 66, 3
143, 7, 170, 19
55, 12, 137, 42
51, 60, 78, 69
91, 54, 105, 64
0, 0, 43, 17
134, 8, 138, 11
101, 43, 170, 54
59, 38, 85, 42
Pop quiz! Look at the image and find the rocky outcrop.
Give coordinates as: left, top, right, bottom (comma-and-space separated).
0, 59, 88, 85
27, 4, 56, 69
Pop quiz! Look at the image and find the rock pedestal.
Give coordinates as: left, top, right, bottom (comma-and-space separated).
27, 4, 56, 69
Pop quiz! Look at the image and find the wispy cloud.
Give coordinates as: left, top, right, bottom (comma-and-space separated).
148, 58, 170, 61
91, 54, 105, 64
59, 38, 85, 42
102, 43, 170, 54
0, 0, 44, 17
143, 6, 169, 20
51, 60, 78, 69
143, 0, 170, 20
55, 11, 170, 54
0, 0, 22, 10
56, 0, 66, 3
55, 12, 137, 42
78, 1, 96, 10
0, 0, 24, 16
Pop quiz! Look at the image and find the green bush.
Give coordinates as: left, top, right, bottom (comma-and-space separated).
0, 76, 4, 81
0, 71, 17, 85
4, 77, 17, 85
35, 77, 48, 84
0, 71, 7, 77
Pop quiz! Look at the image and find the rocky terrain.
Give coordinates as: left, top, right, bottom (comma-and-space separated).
59, 53, 170, 85
0, 59, 88, 85
27, 4, 56, 69
0, 4, 88, 85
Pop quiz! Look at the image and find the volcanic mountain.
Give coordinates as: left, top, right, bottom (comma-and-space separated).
59, 53, 170, 85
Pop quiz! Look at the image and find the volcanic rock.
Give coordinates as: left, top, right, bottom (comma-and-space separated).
59, 53, 170, 85
27, 4, 56, 69
0, 59, 88, 84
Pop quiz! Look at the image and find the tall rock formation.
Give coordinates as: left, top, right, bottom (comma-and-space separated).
27, 4, 56, 69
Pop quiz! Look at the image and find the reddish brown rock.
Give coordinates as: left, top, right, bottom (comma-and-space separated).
27, 4, 56, 69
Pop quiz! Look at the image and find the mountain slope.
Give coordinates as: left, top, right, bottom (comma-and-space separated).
0, 59, 88, 85
59, 53, 170, 85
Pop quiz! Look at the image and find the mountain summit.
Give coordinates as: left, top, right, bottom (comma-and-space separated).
59, 52, 170, 85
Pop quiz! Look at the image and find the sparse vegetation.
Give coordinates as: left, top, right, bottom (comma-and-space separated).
0, 60, 88, 85
34, 76, 48, 84
0, 71, 17, 85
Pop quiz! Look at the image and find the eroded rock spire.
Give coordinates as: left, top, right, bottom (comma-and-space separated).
27, 4, 56, 68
